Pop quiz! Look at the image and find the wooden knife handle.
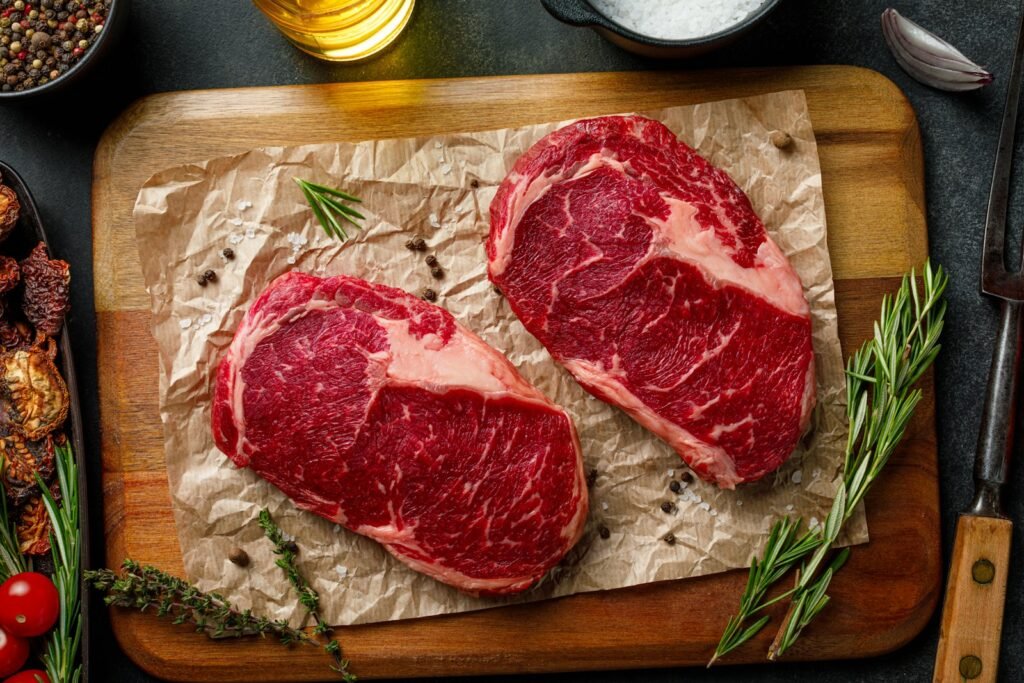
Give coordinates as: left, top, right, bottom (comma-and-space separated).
933, 515, 1013, 682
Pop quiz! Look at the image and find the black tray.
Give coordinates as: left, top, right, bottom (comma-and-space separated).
0, 161, 90, 683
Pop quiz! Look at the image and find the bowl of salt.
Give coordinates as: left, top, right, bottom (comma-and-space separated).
541, 0, 781, 59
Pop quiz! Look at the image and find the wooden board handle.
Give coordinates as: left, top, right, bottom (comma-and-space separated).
934, 515, 1012, 682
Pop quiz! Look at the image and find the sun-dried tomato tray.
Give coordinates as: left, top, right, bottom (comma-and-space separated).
0, 160, 90, 683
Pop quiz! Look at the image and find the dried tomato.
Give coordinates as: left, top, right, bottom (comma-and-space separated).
0, 187, 18, 244
1, 433, 55, 509
19, 243, 69, 337
0, 349, 69, 439
15, 485, 58, 556
0, 258, 16, 296
0, 320, 33, 353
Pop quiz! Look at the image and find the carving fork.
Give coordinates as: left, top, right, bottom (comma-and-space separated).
933, 8, 1024, 682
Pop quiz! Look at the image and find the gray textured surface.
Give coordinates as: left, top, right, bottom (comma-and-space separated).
0, 0, 1022, 681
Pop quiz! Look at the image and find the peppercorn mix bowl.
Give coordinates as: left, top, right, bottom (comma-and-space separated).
0, 0, 125, 101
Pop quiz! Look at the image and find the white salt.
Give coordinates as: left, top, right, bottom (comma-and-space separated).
792, 470, 803, 484
336, 565, 349, 579
589, 0, 767, 40
179, 318, 193, 329
601, 501, 609, 511
228, 234, 245, 245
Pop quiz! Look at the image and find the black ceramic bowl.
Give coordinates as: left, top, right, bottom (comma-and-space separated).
0, 0, 127, 102
0, 160, 91, 680
541, 0, 781, 59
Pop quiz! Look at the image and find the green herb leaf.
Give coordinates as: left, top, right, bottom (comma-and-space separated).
295, 178, 365, 242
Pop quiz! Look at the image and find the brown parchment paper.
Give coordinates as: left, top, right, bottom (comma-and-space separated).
133, 90, 864, 628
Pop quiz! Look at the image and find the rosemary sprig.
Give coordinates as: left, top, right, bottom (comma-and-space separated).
294, 178, 364, 242
259, 509, 355, 682
38, 442, 82, 683
85, 560, 310, 645
711, 261, 947, 665
0, 458, 26, 580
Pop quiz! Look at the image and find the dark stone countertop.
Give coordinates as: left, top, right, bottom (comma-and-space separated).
1, 0, 1022, 681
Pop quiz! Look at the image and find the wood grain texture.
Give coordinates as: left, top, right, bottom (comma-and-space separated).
933, 515, 1013, 683
93, 67, 939, 681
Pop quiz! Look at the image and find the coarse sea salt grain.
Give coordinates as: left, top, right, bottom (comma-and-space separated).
589, 0, 766, 40
792, 470, 803, 484
235, 200, 252, 211
228, 234, 245, 245
179, 318, 192, 329
336, 566, 349, 579
601, 501, 609, 511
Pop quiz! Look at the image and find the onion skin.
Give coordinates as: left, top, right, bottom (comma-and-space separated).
882, 8, 993, 92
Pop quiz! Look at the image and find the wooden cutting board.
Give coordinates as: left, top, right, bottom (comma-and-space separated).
93, 67, 938, 681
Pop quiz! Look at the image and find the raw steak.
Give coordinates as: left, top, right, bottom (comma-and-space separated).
212, 272, 588, 595
488, 115, 815, 488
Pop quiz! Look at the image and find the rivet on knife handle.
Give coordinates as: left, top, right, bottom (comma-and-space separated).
933, 515, 1012, 683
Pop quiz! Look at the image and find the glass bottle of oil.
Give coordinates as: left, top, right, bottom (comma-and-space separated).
253, 0, 415, 62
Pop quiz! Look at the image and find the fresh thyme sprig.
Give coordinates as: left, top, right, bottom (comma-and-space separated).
259, 509, 355, 682
38, 442, 83, 683
711, 261, 947, 665
294, 178, 364, 242
85, 560, 310, 645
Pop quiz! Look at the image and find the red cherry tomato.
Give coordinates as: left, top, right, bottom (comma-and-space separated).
0, 627, 28, 678
0, 572, 59, 637
4, 671, 50, 683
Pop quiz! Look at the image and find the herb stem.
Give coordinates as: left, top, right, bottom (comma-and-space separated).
710, 261, 947, 665
259, 509, 355, 682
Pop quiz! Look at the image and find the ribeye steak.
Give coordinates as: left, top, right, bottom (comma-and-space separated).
212, 272, 588, 595
488, 115, 815, 488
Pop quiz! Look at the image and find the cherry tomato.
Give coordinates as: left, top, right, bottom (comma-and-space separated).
0, 627, 28, 678
4, 671, 50, 683
0, 572, 59, 637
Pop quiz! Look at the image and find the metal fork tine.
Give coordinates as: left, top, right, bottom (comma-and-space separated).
982, 5, 1024, 299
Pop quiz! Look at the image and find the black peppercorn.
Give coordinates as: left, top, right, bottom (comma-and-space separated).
425, 254, 438, 267
422, 288, 437, 302
222, 247, 235, 260
196, 273, 208, 286
663, 533, 676, 546
660, 501, 675, 514
669, 480, 681, 494
470, 179, 480, 189
493, 285, 503, 296
228, 548, 249, 567
404, 238, 415, 250
431, 266, 444, 279
598, 525, 610, 540
412, 237, 427, 251
681, 471, 694, 484
203, 269, 217, 283
283, 540, 299, 554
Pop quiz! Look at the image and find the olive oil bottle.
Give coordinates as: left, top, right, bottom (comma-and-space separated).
253, 0, 415, 62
